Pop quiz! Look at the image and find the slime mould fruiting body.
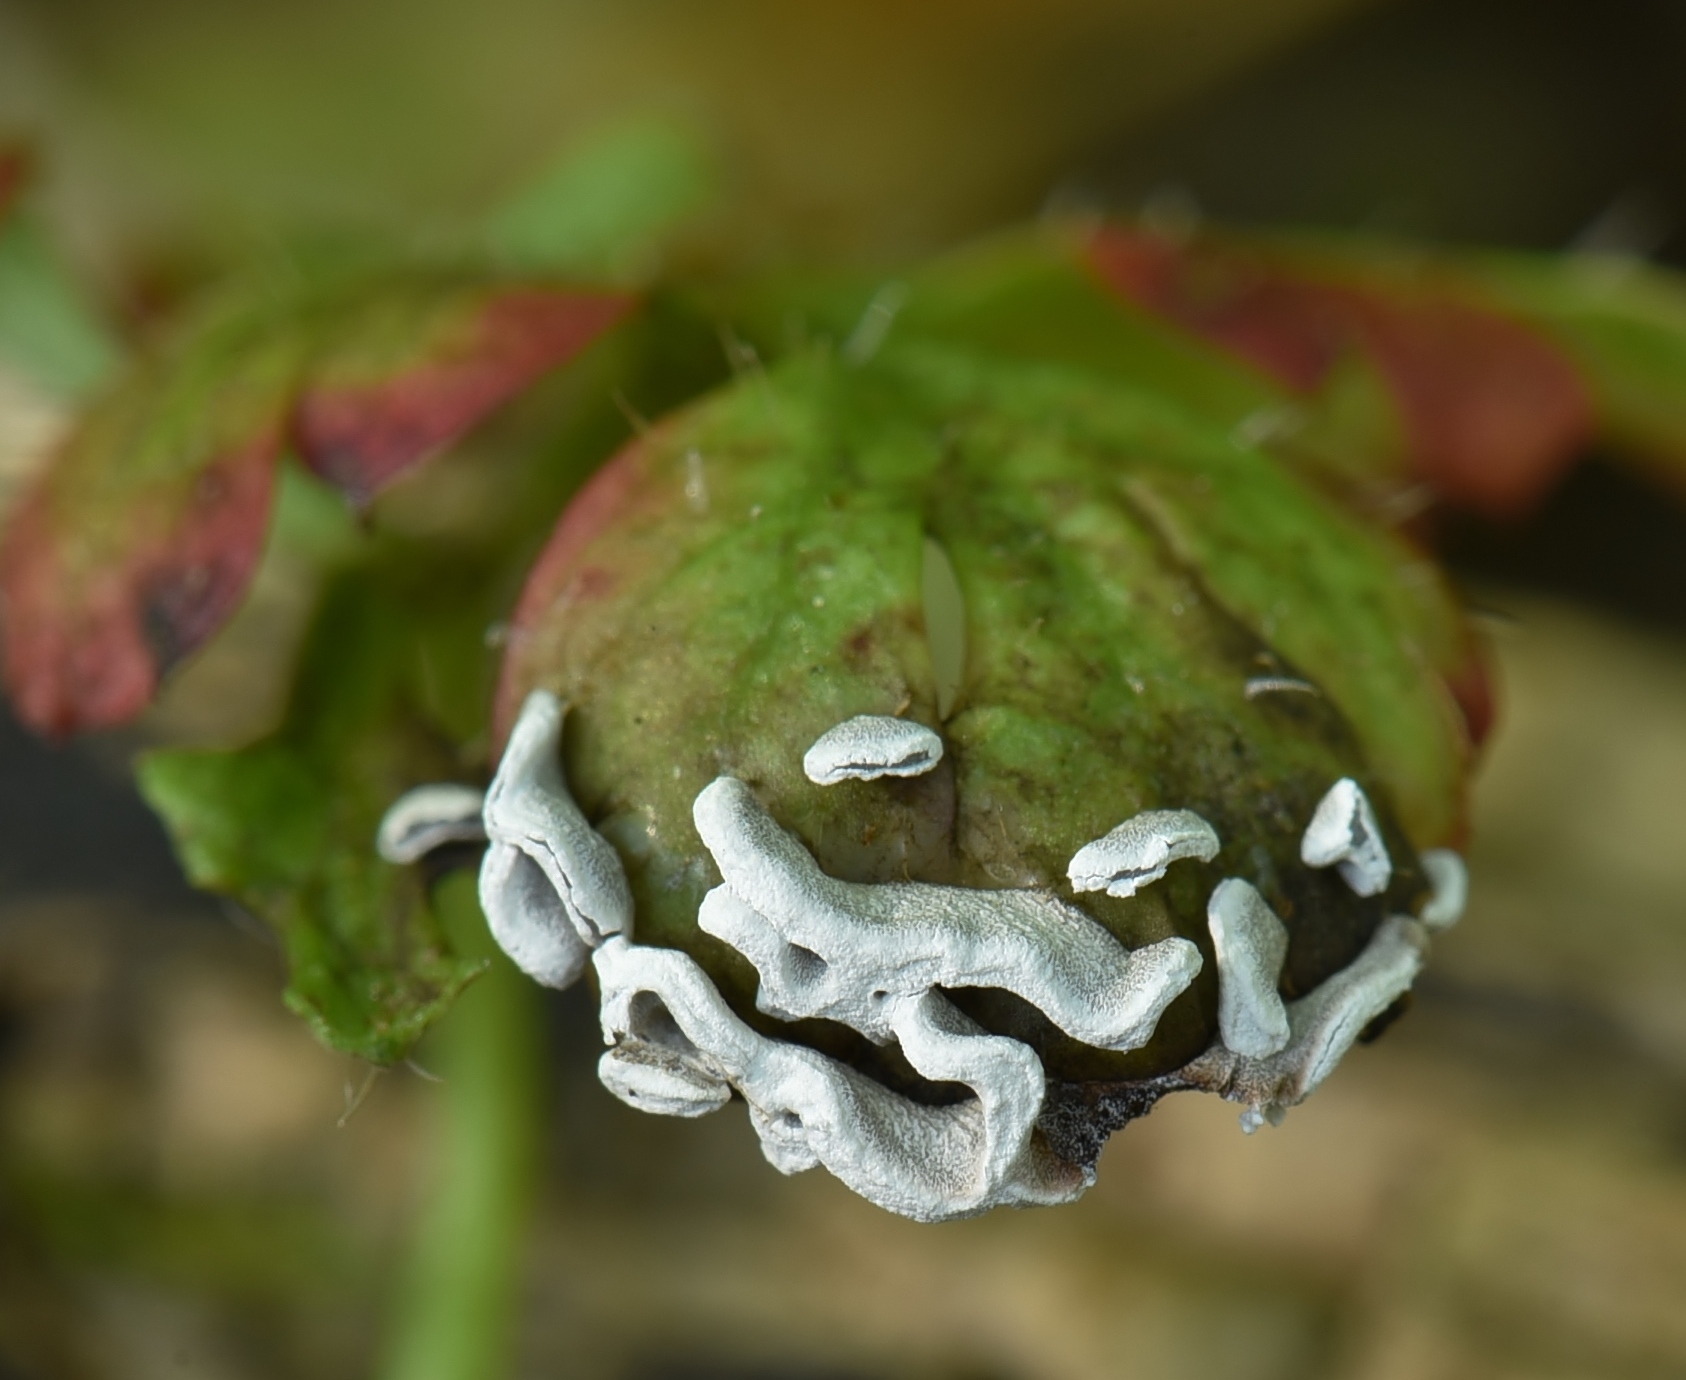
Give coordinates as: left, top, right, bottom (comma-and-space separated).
391, 343, 1474, 1221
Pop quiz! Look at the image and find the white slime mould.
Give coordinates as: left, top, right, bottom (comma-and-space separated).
1418, 848, 1468, 929
802, 714, 944, 784
376, 783, 487, 864
692, 775, 1203, 1052
1068, 809, 1221, 898
386, 696, 1456, 1221
1301, 777, 1393, 897
1185, 914, 1428, 1131
1205, 879, 1291, 1058
595, 935, 1084, 1221
478, 690, 632, 988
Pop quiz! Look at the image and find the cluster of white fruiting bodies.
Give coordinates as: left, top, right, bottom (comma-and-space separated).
378, 693, 1466, 1223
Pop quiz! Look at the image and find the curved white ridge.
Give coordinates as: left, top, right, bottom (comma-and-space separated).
1185, 915, 1428, 1131
597, 1033, 734, 1119
464, 692, 1450, 1218
478, 690, 633, 988
1068, 809, 1221, 898
593, 935, 1084, 1221
1300, 778, 1392, 897
479, 842, 592, 988
1242, 676, 1320, 700
803, 715, 944, 785
1418, 849, 1467, 930
1206, 879, 1291, 1058
376, 783, 487, 864
693, 775, 1203, 1052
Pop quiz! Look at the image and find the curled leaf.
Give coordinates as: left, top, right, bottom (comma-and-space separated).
1473, 252, 1686, 499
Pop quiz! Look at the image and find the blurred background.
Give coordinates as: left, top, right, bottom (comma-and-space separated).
3, 1, 1686, 1376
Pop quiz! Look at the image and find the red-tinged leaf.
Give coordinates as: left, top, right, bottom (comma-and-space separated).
492, 435, 653, 743
1442, 648, 1497, 754
2, 276, 635, 737
1344, 293, 1592, 513
1, 412, 285, 736
1089, 226, 1593, 516
1089, 228, 1344, 391
293, 286, 634, 504
0, 144, 28, 224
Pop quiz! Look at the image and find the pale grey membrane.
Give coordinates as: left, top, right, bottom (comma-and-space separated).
380, 700, 1465, 1220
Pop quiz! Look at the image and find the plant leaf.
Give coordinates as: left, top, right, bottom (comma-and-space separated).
487, 116, 717, 280
294, 279, 632, 503
1, 272, 632, 736
1, 304, 297, 735
1471, 252, 1686, 499
137, 554, 500, 1064
1087, 225, 1595, 516
0, 144, 25, 225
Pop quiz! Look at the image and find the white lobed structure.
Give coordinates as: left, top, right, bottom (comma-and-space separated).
376, 783, 487, 864
479, 692, 632, 988
1185, 915, 1429, 1132
1418, 848, 1468, 930
693, 775, 1202, 1052
1205, 879, 1291, 1059
594, 936, 1084, 1219
1068, 809, 1221, 898
378, 695, 1468, 1220
1301, 777, 1393, 897
801, 714, 945, 784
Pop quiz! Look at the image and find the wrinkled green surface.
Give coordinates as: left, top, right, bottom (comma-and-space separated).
504, 342, 1462, 1083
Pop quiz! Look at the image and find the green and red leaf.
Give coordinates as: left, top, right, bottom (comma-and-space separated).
138, 556, 500, 1064
0, 308, 298, 735
294, 284, 631, 503
1, 275, 632, 736
0, 144, 28, 225
1088, 226, 1595, 515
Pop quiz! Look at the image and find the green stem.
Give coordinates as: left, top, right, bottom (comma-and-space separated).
380, 870, 540, 1380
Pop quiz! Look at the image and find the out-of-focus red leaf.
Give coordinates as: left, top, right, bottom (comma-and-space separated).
1090, 227, 1593, 516
494, 433, 655, 744
294, 287, 633, 504
1442, 647, 1497, 756
1, 278, 634, 736
1, 426, 283, 736
0, 144, 28, 224
1089, 228, 1343, 391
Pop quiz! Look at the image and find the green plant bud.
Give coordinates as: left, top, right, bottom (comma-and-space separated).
485, 336, 1472, 1210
